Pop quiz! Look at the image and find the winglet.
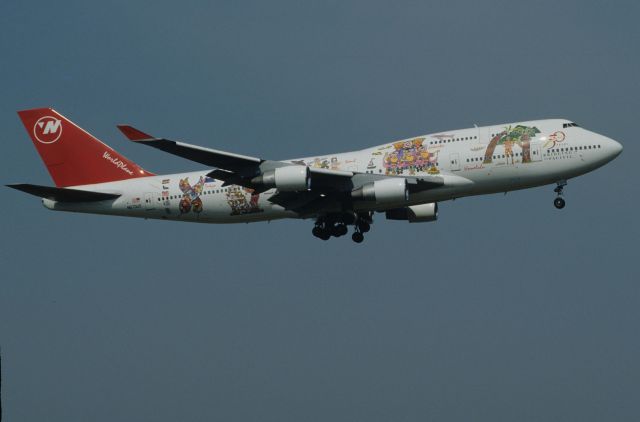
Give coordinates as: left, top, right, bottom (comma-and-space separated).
117, 125, 154, 141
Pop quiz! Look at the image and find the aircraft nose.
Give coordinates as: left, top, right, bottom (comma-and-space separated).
605, 136, 623, 158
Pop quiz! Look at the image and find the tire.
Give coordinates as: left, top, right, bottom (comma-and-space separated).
352, 232, 364, 243
358, 222, 371, 233
554, 197, 566, 209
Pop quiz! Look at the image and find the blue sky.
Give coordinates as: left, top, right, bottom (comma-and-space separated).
1, 1, 638, 421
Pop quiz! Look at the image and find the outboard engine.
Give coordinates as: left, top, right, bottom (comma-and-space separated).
385, 203, 438, 222
252, 166, 310, 191
352, 178, 408, 204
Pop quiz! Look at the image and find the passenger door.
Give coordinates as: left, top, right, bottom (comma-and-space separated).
144, 192, 156, 210
449, 153, 461, 171
530, 142, 542, 162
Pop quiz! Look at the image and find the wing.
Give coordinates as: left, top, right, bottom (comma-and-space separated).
117, 125, 264, 173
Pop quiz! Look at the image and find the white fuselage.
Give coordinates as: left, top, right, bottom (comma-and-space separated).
44, 119, 622, 223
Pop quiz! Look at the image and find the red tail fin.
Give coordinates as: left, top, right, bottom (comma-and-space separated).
17, 108, 154, 187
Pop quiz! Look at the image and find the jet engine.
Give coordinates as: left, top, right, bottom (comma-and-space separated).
252, 166, 310, 191
385, 203, 438, 222
352, 178, 408, 204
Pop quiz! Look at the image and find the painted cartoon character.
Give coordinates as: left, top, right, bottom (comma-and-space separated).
246, 188, 260, 210
383, 137, 435, 175
312, 158, 330, 169
179, 196, 192, 213
389, 154, 399, 174
225, 187, 263, 215
404, 151, 416, 175
330, 157, 340, 170
419, 150, 431, 172
178, 176, 206, 214
191, 197, 203, 213
193, 181, 204, 196
178, 178, 191, 194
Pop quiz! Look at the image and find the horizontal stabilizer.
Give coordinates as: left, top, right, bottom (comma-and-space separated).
6, 184, 121, 202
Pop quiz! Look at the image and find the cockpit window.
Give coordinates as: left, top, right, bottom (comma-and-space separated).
562, 122, 580, 128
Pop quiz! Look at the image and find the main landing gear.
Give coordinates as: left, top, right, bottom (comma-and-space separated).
312, 212, 372, 243
553, 180, 567, 209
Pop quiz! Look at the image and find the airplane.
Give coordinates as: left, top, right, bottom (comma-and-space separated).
7, 108, 622, 243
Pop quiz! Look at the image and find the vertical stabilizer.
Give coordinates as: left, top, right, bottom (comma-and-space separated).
17, 108, 154, 187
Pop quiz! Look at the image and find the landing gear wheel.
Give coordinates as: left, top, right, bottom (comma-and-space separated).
312, 225, 331, 240
352, 232, 364, 243
554, 197, 566, 209
358, 221, 371, 233
334, 224, 348, 237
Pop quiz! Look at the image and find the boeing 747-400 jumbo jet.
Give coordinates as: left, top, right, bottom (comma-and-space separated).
8, 108, 622, 243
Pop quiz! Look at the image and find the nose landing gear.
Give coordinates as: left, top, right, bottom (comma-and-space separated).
553, 180, 567, 209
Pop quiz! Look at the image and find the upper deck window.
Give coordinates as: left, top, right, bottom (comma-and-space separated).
562, 122, 580, 128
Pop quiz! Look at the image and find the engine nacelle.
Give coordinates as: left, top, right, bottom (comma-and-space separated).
352, 178, 408, 204
385, 203, 438, 223
252, 166, 310, 191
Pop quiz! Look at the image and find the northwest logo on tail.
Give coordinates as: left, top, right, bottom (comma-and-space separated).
33, 116, 62, 144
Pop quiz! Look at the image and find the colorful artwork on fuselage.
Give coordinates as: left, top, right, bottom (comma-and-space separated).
178, 176, 205, 214
292, 156, 343, 171
484, 125, 540, 164
543, 131, 566, 149
226, 186, 263, 216
382, 138, 439, 175
367, 158, 376, 169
